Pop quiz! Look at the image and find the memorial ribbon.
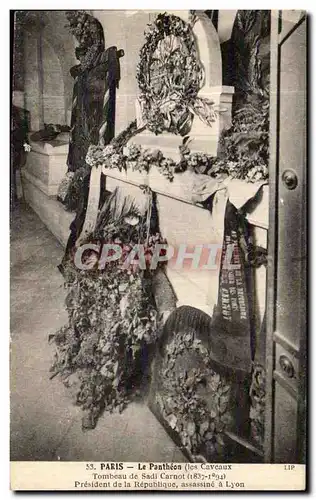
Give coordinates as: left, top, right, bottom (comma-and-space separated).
191, 176, 267, 375
210, 200, 253, 374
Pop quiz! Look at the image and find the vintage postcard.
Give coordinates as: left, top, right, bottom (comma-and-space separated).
10, 8, 307, 491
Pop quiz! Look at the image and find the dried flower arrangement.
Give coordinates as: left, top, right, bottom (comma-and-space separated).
50, 190, 167, 430
155, 329, 234, 461
136, 13, 216, 136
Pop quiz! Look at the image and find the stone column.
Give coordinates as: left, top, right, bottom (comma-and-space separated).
23, 15, 45, 131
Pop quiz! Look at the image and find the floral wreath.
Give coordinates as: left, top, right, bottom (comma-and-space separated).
86, 119, 269, 184
136, 12, 216, 136
155, 329, 234, 460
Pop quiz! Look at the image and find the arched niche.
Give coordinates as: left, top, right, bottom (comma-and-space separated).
92, 9, 151, 134
20, 11, 76, 129
157, 10, 222, 89
39, 11, 77, 122
23, 29, 66, 129
23, 28, 41, 130
170, 11, 234, 149
41, 38, 65, 125
217, 10, 238, 43
192, 10, 223, 88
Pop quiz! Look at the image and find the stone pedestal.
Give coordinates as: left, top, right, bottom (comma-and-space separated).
185, 85, 235, 154
101, 167, 268, 323
134, 84, 234, 158
128, 127, 184, 162
24, 135, 69, 196
12, 90, 25, 109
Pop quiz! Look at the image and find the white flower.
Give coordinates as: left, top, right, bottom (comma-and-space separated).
23, 143, 31, 152
103, 145, 115, 157
124, 216, 139, 226
119, 294, 130, 318
85, 154, 94, 166
110, 153, 121, 165
227, 161, 237, 170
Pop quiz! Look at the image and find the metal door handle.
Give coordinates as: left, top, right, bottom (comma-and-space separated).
282, 170, 298, 190
279, 355, 295, 378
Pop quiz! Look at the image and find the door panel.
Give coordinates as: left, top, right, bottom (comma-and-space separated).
274, 384, 298, 462
265, 11, 306, 463
276, 20, 306, 350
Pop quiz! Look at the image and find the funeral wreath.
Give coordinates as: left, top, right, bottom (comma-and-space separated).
136, 13, 217, 136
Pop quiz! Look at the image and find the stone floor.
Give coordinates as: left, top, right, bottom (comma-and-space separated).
10, 202, 186, 462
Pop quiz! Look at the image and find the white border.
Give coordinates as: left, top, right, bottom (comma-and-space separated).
2, 3, 314, 498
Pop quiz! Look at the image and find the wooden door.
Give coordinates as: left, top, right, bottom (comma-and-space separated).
265, 10, 307, 464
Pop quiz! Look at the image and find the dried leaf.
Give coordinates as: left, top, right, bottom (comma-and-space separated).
210, 409, 217, 419
205, 440, 216, 456
118, 283, 128, 293
209, 373, 221, 391
166, 413, 177, 429
199, 420, 209, 436
221, 412, 234, 426
219, 393, 230, 405
192, 97, 217, 127
221, 384, 230, 394
187, 421, 196, 437
205, 431, 214, 440
209, 421, 216, 432
216, 433, 225, 446
219, 400, 228, 414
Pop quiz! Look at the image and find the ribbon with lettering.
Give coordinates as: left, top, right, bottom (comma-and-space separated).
210, 200, 253, 375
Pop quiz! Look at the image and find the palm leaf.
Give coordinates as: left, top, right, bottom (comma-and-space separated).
191, 97, 217, 127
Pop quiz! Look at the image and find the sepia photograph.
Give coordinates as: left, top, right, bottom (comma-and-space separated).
10, 7, 307, 490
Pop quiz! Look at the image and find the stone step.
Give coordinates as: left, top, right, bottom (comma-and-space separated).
21, 169, 74, 247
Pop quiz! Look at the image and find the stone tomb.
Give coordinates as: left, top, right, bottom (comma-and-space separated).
21, 9, 269, 462
96, 10, 268, 321
21, 134, 74, 246
83, 11, 269, 462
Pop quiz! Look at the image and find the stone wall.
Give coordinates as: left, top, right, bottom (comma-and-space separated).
92, 10, 151, 135
15, 10, 240, 132
23, 31, 41, 130
21, 11, 77, 130
92, 10, 238, 140
38, 11, 77, 121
